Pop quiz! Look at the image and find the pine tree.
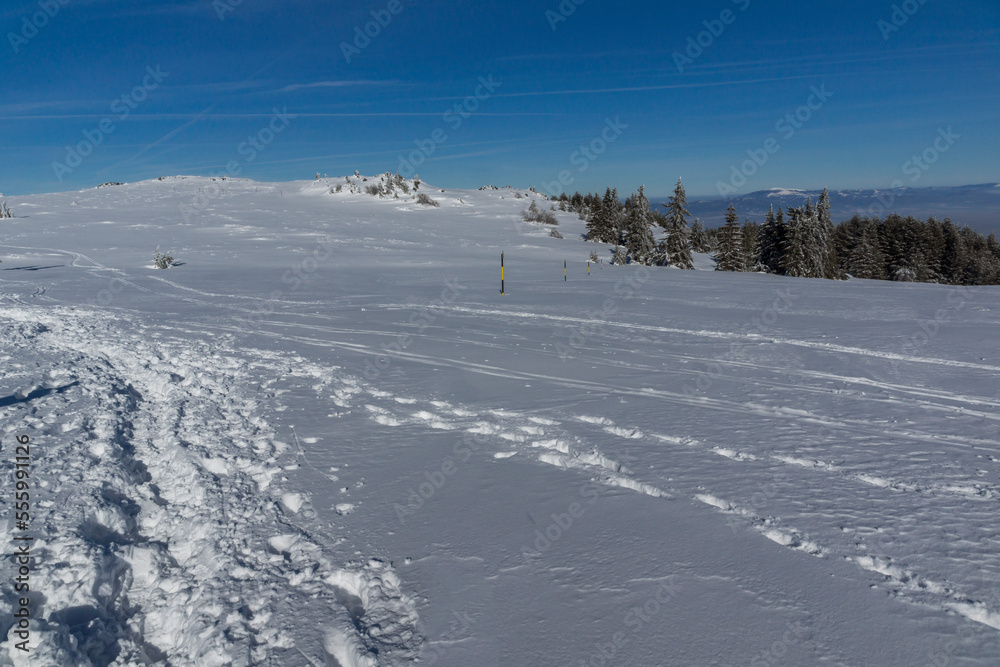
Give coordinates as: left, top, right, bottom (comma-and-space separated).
624, 186, 656, 265
689, 220, 709, 253
758, 204, 785, 273
585, 189, 610, 242
798, 198, 826, 278
940, 219, 966, 284
781, 206, 811, 277
715, 204, 744, 271
603, 188, 624, 246
660, 178, 694, 269
816, 188, 839, 278
741, 220, 761, 271
843, 218, 885, 279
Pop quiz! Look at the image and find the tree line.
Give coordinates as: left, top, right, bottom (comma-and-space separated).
553, 179, 695, 269
553, 183, 1000, 286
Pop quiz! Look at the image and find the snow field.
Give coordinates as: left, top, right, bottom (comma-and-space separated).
1, 175, 998, 664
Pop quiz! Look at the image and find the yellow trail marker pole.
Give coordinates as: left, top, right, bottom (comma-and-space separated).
564, 260, 567, 282
501, 252, 505, 295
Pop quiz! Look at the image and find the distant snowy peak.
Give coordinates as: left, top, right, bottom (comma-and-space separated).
683, 183, 1000, 235
766, 188, 807, 197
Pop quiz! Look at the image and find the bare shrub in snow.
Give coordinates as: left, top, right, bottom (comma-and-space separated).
0, 201, 12, 219
522, 200, 558, 225
153, 248, 175, 269
549, 228, 563, 239
415, 193, 440, 207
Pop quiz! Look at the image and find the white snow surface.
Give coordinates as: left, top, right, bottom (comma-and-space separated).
1, 174, 999, 665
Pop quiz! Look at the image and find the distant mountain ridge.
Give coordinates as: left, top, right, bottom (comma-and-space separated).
655, 184, 1000, 236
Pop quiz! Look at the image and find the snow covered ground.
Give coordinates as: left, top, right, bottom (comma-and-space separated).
2, 175, 999, 665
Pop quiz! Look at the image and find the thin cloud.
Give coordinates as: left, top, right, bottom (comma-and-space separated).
420, 74, 821, 102
104, 104, 216, 172
279, 80, 411, 93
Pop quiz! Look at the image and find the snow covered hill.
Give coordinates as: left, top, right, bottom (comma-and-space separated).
1, 176, 999, 665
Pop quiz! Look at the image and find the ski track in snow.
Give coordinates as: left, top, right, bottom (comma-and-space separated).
195, 319, 1000, 455
380, 303, 1000, 374
0, 307, 421, 666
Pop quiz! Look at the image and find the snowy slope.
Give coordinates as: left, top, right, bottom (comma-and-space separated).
1, 175, 999, 665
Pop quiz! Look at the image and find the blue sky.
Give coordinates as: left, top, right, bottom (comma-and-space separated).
2, 0, 998, 198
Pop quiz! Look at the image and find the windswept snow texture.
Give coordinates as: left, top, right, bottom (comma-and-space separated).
1, 175, 999, 665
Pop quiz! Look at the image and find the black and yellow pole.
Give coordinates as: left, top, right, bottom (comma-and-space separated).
564, 260, 567, 282
588, 261, 590, 276
501, 252, 505, 295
